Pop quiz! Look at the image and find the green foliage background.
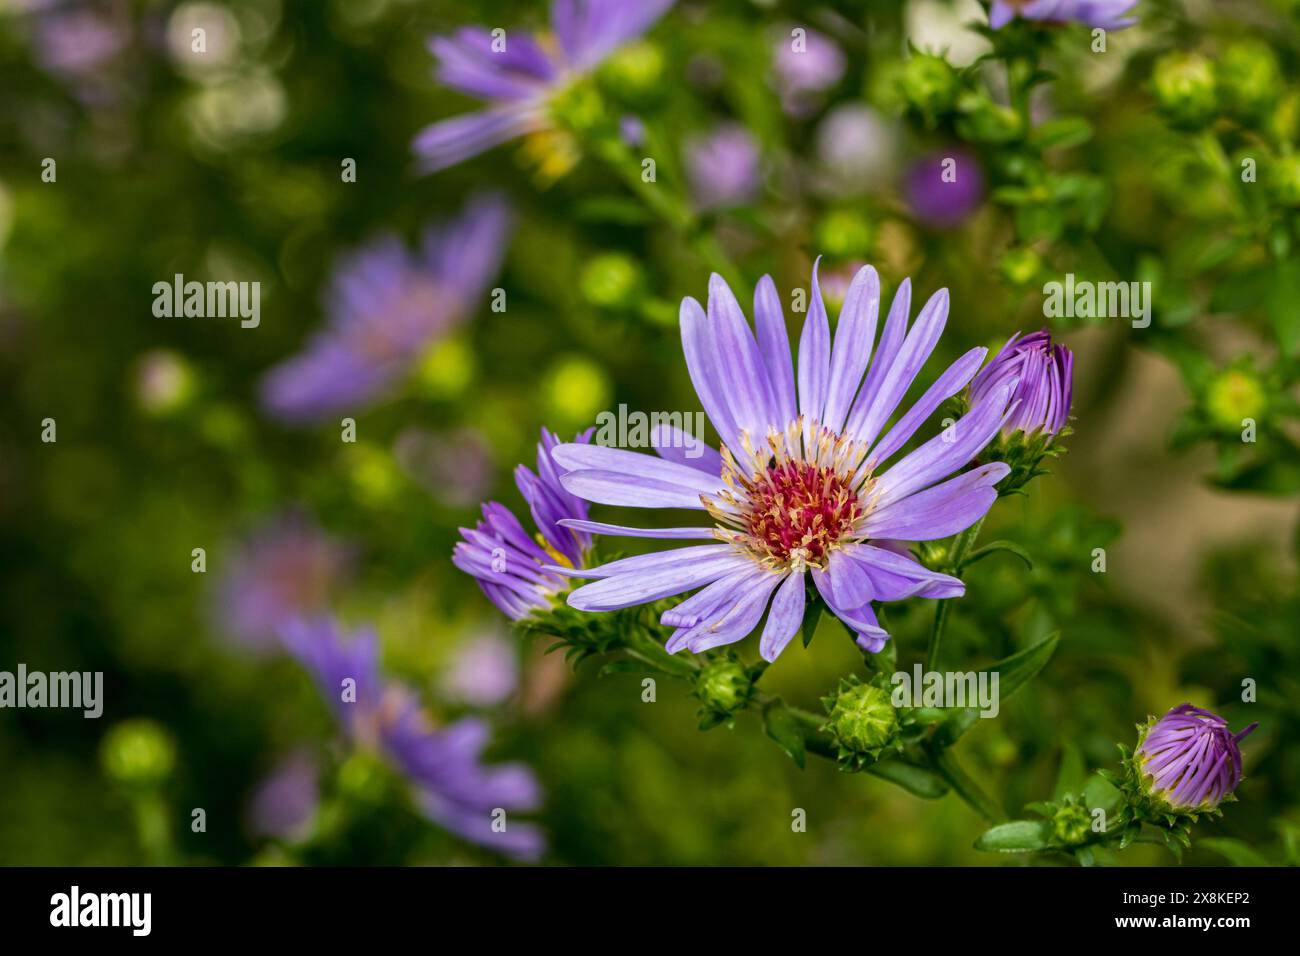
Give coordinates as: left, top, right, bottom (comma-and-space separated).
0, 0, 1297, 865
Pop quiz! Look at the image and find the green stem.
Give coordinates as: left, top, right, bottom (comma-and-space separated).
927, 746, 1003, 824
926, 516, 985, 670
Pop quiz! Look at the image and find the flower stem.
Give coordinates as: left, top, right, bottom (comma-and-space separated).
926, 745, 1003, 823
925, 516, 985, 671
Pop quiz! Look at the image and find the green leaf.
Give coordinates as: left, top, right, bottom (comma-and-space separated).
1199, 838, 1272, 867
1053, 742, 1085, 800
762, 702, 806, 769
974, 820, 1054, 853
1267, 258, 1300, 357
866, 759, 949, 799
1030, 116, 1093, 150
931, 632, 1060, 747
801, 592, 824, 648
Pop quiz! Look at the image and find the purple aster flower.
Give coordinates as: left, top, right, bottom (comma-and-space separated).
686, 124, 763, 212
281, 617, 544, 860
905, 149, 985, 229
212, 512, 352, 653
772, 25, 846, 117
260, 194, 510, 424
989, 0, 1139, 30
246, 749, 320, 841
442, 631, 520, 707
1136, 704, 1258, 810
413, 0, 675, 173
550, 262, 1017, 660
453, 428, 594, 620
970, 330, 1073, 436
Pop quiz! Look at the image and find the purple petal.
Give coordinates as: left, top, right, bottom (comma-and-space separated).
753, 275, 798, 424
866, 346, 987, 467
872, 381, 1014, 508
822, 265, 880, 433
681, 295, 741, 452
567, 551, 754, 611
863, 462, 1008, 541
759, 569, 805, 662
797, 258, 831, 426
413, 106, 542, 174
557, 518, 715, 539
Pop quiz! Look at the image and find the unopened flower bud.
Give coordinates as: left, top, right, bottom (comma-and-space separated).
1152, 52, 1217, 129
695, 658, 753, 718
822, 677, 899, 768
1216, 39, 1280, 122
1134, 704, 1257, 812
100, 719, 176, 788
898, 53, 960, 126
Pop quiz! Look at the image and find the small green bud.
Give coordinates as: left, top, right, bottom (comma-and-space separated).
598, 41, 667, 105
579, 252, 643, 309
1216, 40, 1280, 122
695, 657, 753, 719
814, 210, 874, 259
1052, 801, 1092, 846
100, 719, 176, 788
549, 81, 607, 136
1151, 52, 1217, 129
822, 676, 899, 769
955, 92, 1023, 145
999, 247, 1041, 286
898, 53, 960, 126
1205, 367, 1267, 431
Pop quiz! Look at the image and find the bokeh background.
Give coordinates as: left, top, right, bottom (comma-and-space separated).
1, 0, 1298, 866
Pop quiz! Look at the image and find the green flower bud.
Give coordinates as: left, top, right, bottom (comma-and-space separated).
955, 92, 1023, 145
598, 41, 667, 105
1205, 367, 1267, 431
1268, 154, 1300, 207
822, 676, 899, 769
898, 53, 960, 126
100, 719, 176, 788
814, 210, 874, 259
695, 657, 753, 720
579, 252, 643, 309
1151, 52, 1217, 129
999, 247, 1042, 286
1216, 39, 1280, 122
1052, 801, 1092, 846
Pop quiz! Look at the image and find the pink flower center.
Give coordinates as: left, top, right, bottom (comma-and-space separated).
740, 458, 861, 569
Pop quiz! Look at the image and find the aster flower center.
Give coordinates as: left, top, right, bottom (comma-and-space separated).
708, 419, 872, 572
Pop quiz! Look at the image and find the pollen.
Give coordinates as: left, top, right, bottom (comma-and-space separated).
707, 418, 872, 571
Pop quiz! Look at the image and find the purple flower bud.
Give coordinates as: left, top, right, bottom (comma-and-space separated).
1137, 704, 1258, 810
970, 330, 1073, 436
904, 149, 984, 229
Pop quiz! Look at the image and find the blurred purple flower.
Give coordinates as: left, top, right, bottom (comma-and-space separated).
989, 0, 1138, 30
394, 426, 495, 508
686, 124, 762, 211
442, 632, 520, 707
1137, 704, 1257, 810
213, 512, 352, 653
772, 25, 845, 117
282, 617, 544, 860
260, 194, 510, 424
453, 429, 594, 620
619, 114, 646, 148
413, 0, 675, 173
970, 330, 1074, 436
30, 5, 127, 78
905, 149, 984, 229
548, 263, 1014, 660
247, 750, 320, 841
814, 105, 898, 196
